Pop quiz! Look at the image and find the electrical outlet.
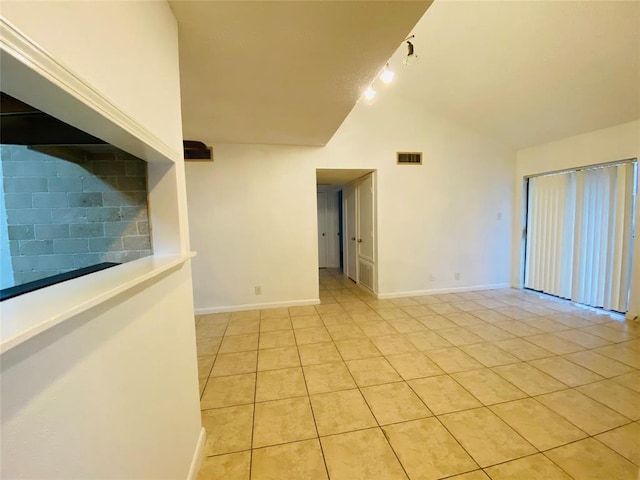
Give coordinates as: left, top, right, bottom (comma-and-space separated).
454, 273, 461, 281
429, 274, 435, 281
254, 285, 262, 295
497, 212, 503, 220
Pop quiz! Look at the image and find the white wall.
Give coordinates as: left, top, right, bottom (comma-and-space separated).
1, 0, 183, 150
1, 2, 202, 478
513, 120, 640, 319
186, 91, 515, 312
1, 265, 199, 479
186, 144, 321, 310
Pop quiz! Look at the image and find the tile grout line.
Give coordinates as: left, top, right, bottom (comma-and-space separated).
292, 321, 332, 480
247, 314, 261, 479
199, 316, 230, 400
194, 276, 639, 477
324, 270, 420, 479
329, 325, 414, 479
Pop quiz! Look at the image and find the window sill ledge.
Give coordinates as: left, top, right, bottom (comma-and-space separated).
0, 252, 196, 355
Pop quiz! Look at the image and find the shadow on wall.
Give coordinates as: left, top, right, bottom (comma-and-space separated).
0, 145, 152, 288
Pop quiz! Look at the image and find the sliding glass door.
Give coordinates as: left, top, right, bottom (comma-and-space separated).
524, 161, 637, 313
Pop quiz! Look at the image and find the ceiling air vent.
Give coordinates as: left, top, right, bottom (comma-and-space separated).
397, 152, 422, 165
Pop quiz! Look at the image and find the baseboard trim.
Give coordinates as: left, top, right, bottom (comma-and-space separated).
195, 298, 320, 315
186, 427, 206, 480
376, 283, 512, 300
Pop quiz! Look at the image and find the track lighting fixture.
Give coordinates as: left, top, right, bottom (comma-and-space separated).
361, 34, 416, 103
403, 36, 418, 66
364, 86, 376, 101
380, 63, 395, 84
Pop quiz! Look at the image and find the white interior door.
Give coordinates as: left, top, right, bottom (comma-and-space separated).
317, 191, 328, 268
344, 184, 357, 280
357, 173, 376, 290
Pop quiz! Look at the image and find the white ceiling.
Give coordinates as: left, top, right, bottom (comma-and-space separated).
170, 1, 431, 147
391, 0, 640, 149
172, 0, 639, 150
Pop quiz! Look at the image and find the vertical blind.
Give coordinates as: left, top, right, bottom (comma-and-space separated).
525, 161, 637, 313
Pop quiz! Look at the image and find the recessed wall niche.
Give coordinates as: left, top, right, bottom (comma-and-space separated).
0, 94, 152, 292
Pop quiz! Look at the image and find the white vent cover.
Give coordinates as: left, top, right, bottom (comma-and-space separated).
358, 260, 374, 291
397, 152, 422, 165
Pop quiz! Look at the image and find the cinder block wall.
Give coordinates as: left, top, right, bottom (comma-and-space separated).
1, 145, 152, 286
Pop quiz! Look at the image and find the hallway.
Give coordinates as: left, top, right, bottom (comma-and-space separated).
195, 269, 640, 479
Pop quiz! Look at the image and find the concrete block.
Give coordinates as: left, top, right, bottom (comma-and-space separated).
102, 191, 146, 207
122, 235, 151, 251
4, 193, 33, 209
69, 223, 104, 238
124, 161, 147, 176
11, 271, 23, 285
56, 160, 91, 177
82, 175, 117, 193
51, 208, 88, 223
86, 207, 121, 222
8, 225, 35, 240
54, 238, 89, 254
137, 221, 150, 235
3, 177, 48, 193
33, 192, 68, 208
48, 177, 83, 192
93, 161, 126, 176
6, 209, 52, 225
35, 224, 70, 240
117, 176, 147, 191
120, 206, 148, 221
19, 240, 54, 255
68, 192, 103, 207
37, 254, 75, 270
104, 222, 137, 237
22, 270, 60, 283
89, 237, 122, 252
103, 250, 140, 263
2, 160, 57, 177
73, 253, 102, 269
12, 255, 39, 271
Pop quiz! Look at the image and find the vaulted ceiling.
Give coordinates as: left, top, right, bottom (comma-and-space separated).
170, 1, 431, 146
396, 0, 640, 149
172, 0, 639, 149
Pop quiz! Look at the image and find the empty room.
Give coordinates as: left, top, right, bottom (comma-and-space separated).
1, 1, 638, 479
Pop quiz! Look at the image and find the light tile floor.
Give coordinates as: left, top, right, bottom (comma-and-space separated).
195, 268, 640, 480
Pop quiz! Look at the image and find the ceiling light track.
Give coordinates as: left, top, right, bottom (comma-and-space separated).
361, 34, 417, 103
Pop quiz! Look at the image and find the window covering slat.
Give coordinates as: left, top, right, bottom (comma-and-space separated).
526, 162, 636, 313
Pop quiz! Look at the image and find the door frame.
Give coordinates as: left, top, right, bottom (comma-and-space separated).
317, 191, 328, 268
315, 170, 378, 293
342, 172, 378, 293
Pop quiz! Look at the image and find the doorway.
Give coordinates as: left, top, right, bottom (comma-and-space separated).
316, 169, 378, 293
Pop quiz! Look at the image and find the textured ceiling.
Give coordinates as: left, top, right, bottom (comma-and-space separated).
172, 1, 639, 150
171, 1, 431, 146
389, 0, 640, 149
